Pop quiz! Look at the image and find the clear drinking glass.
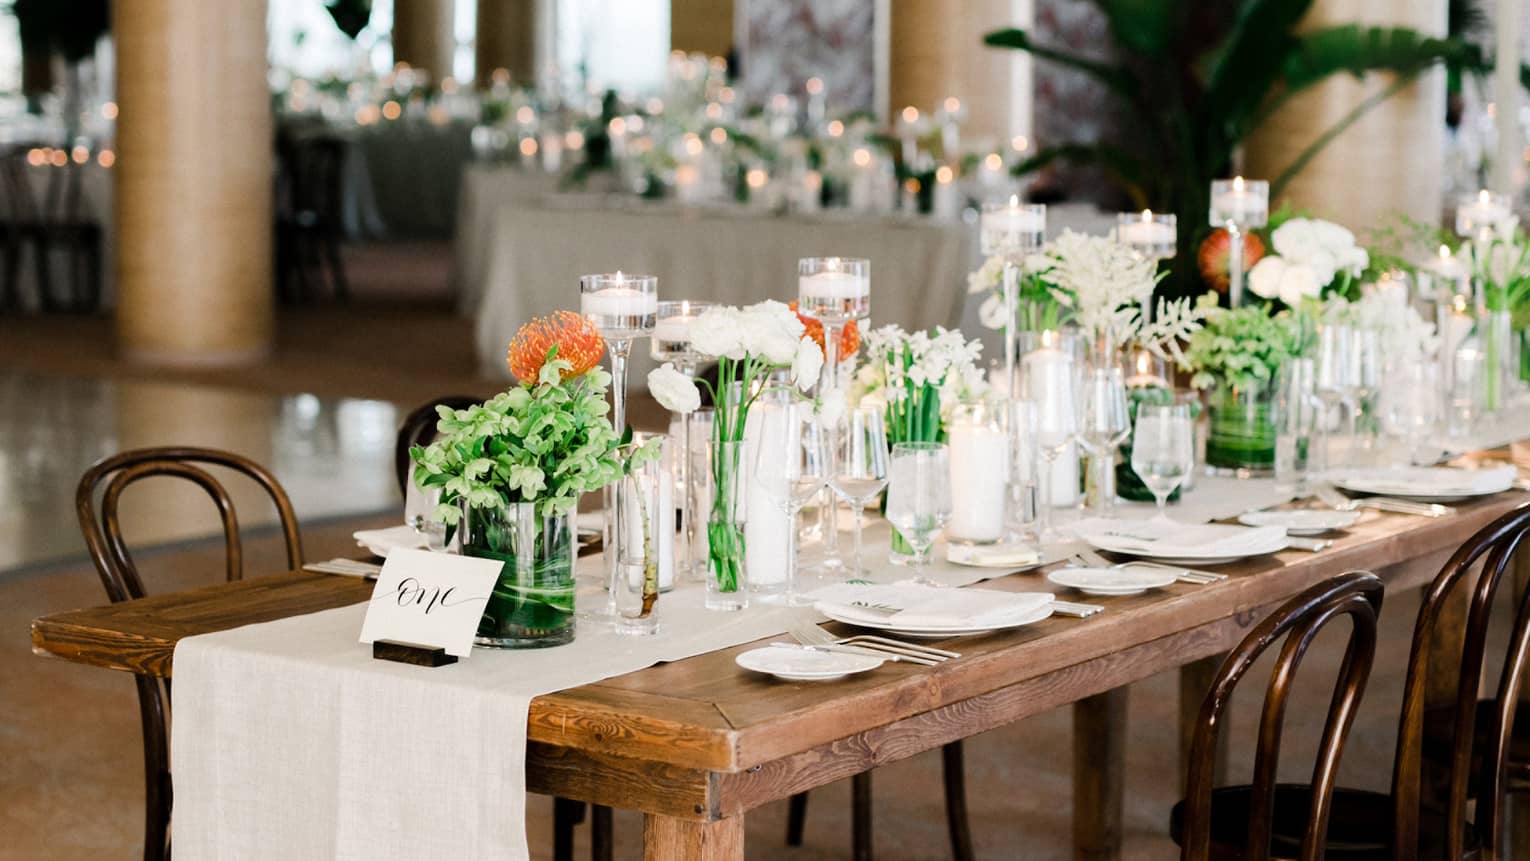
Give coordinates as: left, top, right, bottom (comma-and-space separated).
652, 299, 715, 580
1131, 403, 1195, 522
1313, 322, 1355, 472
614, 439, 669, 636
1343, 327, 1383, 460
754, 401, 830, 604
1274, 357, 1318, 495
829, 405, 890, 576
404, 479, 449, 551
1075, 363, 1130, 516
1383, 357, 1441, 466
1004, 399, 1040, 543
1021, 336, 1079, 539
885, 442, 952, 571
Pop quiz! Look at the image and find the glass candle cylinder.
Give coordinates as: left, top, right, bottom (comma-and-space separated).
1115, 210, 1177, 261
946, 401, 1010, 544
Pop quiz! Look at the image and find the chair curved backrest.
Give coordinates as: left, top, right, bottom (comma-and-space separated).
76, 446, 304, 603
1181, 571, 1384, 861
74, 446, 304, 861
394, 395, 482, 494
1391, 502, 1530, 861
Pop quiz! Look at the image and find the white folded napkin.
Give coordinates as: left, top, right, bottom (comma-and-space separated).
353, 525, 427, 559
1073, 518, 1285, 557
809, 582, 1053, 629
947, 544, 1044, 568
1328, 465, 1516, 496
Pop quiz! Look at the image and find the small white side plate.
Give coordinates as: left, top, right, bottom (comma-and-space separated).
735, 646, 883, 681
1046, 566, 1178, 596
1237, 509, 1361, 535
946, 543, 1045, 569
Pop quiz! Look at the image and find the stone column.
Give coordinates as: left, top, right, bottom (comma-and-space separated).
670, 0, 733, 59
113, 0, 272, 366
475, 0, 537, 84
1244, 0, 1448, 228
392, 0, 457, 81
888, 0, 1031, 148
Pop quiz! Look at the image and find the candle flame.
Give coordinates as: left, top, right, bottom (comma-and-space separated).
1141, 209, 1153, 222
935, 165, 953, 183
1136, 351, 1152, 375
943, 96, 961, 114
806, 77, 824, 95
1008, 194, 1020, 208
1479, 189, 1492, 204
1232, 176, 1245, 192
901, 105, 919, 123
1439, 244, 1452, 260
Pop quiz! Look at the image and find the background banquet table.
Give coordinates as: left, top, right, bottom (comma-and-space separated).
5, 158, 114, 311
33, 466, 1530, 859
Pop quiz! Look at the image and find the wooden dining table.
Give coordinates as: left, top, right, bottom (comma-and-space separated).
31, 481, 1530, 860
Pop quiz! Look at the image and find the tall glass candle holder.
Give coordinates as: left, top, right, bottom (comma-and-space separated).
580, 272, 657, 624
981, 196, 1048, 400
651, 299, 715, 581
798, 257, 870, 572
1115, 210, 1177, 262
1208, 177, 1268, 308
1455, 189, 1514, 242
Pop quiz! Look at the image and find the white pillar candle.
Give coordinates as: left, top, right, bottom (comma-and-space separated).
652, 314, 695, 344
933, 165, 959, 220
539, 131, 563, 173
1023, 346, 1080, 507
1115, 213, 1175, 247
1455, 189, 1512, 238
948, 422, 1009, 543
743, 401, 791, 587
1209, 176, 1269, 226
798, 270, 870, 301
582, 286, 659, 317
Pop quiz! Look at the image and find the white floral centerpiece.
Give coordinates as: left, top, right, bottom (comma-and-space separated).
646, 300, 821, 607
1247, 217, 1369, 307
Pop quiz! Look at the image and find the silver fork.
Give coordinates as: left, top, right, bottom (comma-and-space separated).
1314, 484, 1454, 518
1071, 549, 1225, 585
786, 620, 941, 666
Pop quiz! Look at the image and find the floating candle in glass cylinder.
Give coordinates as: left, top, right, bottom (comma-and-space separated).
980, 195, 1046, 256
1456, 189, 1514, 239
1209, 176, 1269, 227
1115, 210, 1177, 260
1125, 348, 1170, 389
580, 272, 658, 340
797, 258, 871, 322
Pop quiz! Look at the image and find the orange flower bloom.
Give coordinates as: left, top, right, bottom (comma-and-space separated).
507, 310, 606, 384
788, 301, 859, 362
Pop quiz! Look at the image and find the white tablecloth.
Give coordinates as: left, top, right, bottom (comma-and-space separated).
451, 163, 563, 305
466, 201, 981, 381
7, 161, 113, 310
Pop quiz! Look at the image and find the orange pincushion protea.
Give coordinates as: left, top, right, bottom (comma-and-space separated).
788, 301, 860, 362
507, 310, 606, 384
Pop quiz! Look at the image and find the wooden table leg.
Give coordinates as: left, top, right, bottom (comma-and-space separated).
1179, 654, 1230, 791
1074, 688, 1127, 861
591, 805, 613, 861
643, 814, 744, 861
852, 771, 873, 861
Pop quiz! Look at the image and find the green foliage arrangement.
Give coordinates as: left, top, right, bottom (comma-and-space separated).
1181, 297, 1300, 391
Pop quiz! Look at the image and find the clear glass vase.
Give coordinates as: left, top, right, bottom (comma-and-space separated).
705, 439, 748, 611
464, 503, 575, 648
1204, 381, 1276, 477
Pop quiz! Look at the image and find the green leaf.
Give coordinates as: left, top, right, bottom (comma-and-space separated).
983, 28, 1140, 104
1282, 26, 1482, 93
1091, 0, 1186, 58
1199, 0, 1313, 158
1010, 143, 1152, 208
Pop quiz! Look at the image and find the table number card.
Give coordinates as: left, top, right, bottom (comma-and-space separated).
358, 548, 501, 658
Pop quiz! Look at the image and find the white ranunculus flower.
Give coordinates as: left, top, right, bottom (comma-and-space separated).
1246, 256, 1288, 300
790, 338, 824, 392
647, 363, 701, 413
1275, 263, 1324, 305
738, 300, 805, 364
690, 306, 746, 360
1248, 256, 1323, 306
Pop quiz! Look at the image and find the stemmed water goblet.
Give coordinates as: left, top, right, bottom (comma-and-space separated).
753, 399, 829, 605
580, 272, 658, 624
1075, 361, 1130, 516
797, 257, 870, 571
1313, 322, 1354, 472
1383, 357, 1441, 466
885, 442, 952, 573
829, 404, 890, 579
651, 299, 715, 580
1131, 403, 1195, 522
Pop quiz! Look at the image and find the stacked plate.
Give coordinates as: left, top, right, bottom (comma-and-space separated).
1327, 465, 1517, 503
809, 582, 1055, 639
735, 647, 884, 682
1046, 566, 1178, 596
1073, 519, 1288, 566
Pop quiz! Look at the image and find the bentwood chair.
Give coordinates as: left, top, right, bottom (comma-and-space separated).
393, 400, 609, 861
1175, 503, 1530, 860
0, 141, 103, 312
1172, 571, 1384, 861
76, 447, 305, 861
275, 132, 350, 303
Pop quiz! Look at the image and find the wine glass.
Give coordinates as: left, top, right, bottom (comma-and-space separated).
1313, 322, 1354, 472
1022, 345, 1079, 539
885, 442, 952, 571
1075, 363, 1130, 516
753, 401, 829, 605
1383, 357, 1441, 466
1131, 403, 1195, 522
829, 405, 890, 578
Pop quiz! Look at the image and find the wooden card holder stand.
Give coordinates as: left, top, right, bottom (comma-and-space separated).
373, 639, 458, 667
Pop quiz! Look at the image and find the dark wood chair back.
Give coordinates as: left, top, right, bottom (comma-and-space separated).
1181, 571, 1384, 861
1392, 502, 1530, 861
74, 446, 304, 861
394, 395, 481, 494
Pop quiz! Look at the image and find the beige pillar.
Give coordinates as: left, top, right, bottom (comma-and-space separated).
1244, 0, 1447, 228
475, 0, 536, 85
670, 0, 733, 59
113, 0, 272, 366
393, 0, 457, 81
888, 0, 1030, 148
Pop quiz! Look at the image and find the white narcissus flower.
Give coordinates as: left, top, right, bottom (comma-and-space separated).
690, 306, 747, 360
790, 337, 824, 392
966, 254, 1005, 295
647, 363, 701, 413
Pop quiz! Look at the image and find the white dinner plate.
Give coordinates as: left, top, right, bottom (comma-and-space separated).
1046, 566, 1178, 596
1329, 467, 1516, 502
1081, 535, 1287, 566
735, 646, 884, 681
1237, 509, 1361, 535
817, 601, 1055, 639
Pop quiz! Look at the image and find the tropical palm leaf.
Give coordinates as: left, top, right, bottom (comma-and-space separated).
983, 29, 1140, 106
1089, 0, 1188, 59
1281, 25, 1485, 93
1199, 0, 1314, 157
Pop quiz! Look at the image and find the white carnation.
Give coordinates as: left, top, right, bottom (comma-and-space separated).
647, 363, 701, 413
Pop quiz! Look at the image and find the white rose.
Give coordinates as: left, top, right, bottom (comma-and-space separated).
690, 307, 746, 360
790, 337, 824, 392
647, 363, 701, 413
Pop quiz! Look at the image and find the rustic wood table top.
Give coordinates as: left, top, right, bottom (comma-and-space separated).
31, 486, 1530, 857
